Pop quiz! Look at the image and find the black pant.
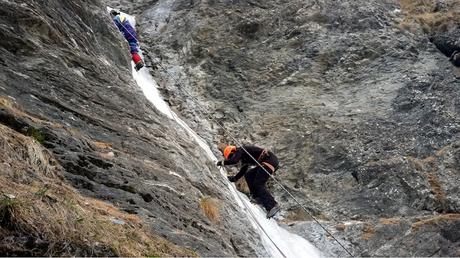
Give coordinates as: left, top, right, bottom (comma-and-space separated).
245, 165, 277, 211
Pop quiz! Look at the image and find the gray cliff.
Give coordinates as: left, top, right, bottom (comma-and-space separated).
1, 0, 459, 256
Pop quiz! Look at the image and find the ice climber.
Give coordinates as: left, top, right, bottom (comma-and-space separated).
110, 9, 144, 71
216, 143, 281, 219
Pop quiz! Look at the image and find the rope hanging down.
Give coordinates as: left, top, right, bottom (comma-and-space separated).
111, 10, 353, 257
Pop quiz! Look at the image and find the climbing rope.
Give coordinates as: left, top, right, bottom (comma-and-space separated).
111, 9, 354, 257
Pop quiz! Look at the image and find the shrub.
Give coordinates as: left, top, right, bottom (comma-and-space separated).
200, 196, 220, 223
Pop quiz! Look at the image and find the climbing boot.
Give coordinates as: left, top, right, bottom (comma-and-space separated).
266, 204, 281, 219
135, 60, 144, 71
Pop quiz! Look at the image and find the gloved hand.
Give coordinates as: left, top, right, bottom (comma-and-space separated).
227, 176, 237, 182
216, 160, 223, 167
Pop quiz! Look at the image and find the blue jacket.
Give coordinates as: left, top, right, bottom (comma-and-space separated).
113, 15, 138, 44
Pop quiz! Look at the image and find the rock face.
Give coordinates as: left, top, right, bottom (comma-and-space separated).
0, 0, 266, 256
2, 0, 460, 256
118, 0, 460, 256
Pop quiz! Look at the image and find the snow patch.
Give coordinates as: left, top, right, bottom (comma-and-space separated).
132, 67, 173, 119
169, 171, 185, 179
143, 181, 184, 196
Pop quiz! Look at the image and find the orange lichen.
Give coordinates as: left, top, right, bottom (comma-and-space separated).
362, 224, 376, 240
411, 214, 460, 232
379, 218, 401, 225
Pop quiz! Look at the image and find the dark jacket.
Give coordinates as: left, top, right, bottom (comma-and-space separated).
224, 145, 279, 181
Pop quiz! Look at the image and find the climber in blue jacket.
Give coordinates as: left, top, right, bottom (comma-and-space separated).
110, 9, 144, 71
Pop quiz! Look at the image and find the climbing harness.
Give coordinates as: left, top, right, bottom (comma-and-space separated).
261, 162, 276, 174
257, 149, 276, 173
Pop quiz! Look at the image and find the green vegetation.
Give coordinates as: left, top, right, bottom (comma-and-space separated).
26, 127, 45, 144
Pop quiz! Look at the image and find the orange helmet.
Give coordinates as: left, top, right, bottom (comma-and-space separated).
223, 145, 237, 160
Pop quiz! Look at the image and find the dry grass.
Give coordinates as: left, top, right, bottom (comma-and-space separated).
411, 213, 460, 232
398, 0, 460, 33
91, 141, 115, 160
435, 146, 448, 157
407, 156, 423, 171
408, 154, 446, 202
90, 141, 112, 150
199, 197, 220, 223
0, 124, 196, 257
426, 172, 445, 201
379, 217, 401, 225
407, 155, 446, 202
407, 155, 436, 171
422, 156, 437, 165
362, 223, 376, 240
0, 181, 196, 256
0, 96, 16, 109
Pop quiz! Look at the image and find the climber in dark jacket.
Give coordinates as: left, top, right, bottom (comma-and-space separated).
216, 143, 281, 218
110, 9, 144, 71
